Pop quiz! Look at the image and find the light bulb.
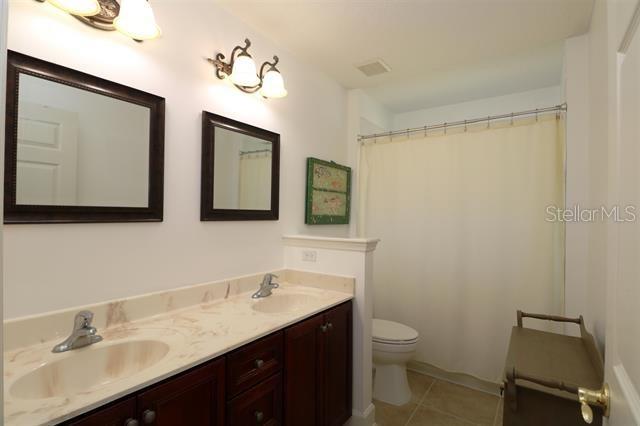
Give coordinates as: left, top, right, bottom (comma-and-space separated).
113, 0, 161, 41
260, 69, 287, 98
230, 54, 260, 87
46, 0, 100, 16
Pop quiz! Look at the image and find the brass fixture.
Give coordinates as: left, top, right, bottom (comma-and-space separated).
208, 38, 287, 98
578, 384, 610, 424
506, 368, 610, 425
35, 0, 161, 41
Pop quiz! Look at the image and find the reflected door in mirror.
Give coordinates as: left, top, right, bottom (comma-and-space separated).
16, 74, 150, 208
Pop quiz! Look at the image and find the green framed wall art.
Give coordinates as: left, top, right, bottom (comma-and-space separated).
305, 158, 351, 224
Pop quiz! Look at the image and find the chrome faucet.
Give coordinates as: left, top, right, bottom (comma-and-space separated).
52, 311, 103, 353
252, 273, 279, 299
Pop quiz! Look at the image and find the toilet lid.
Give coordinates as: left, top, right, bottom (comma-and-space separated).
372, 319, 419, 344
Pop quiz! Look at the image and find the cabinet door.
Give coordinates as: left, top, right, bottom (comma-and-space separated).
67, 397, 137, 426
284, 313, 325, 426
323, 302, 353, 426
227, 373, 282, 426
136, 358, 225, 426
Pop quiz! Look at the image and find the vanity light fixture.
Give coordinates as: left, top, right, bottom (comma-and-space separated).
113, 0, 161, 40
46, 0, 100, 16
37, 0, 161, 41
208, 38, 288, 99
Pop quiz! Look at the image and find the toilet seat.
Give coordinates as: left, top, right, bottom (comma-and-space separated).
372, 319, 419, 345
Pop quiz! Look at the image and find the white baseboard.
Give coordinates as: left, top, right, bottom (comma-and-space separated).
346, 403, 376, 426
407, 360, 502, 396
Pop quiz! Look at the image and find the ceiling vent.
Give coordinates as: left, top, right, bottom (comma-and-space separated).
356, 59, 391, 77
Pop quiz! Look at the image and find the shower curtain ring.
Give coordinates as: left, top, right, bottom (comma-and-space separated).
389, 131, 392, 142
510, 112, 514, 126
487, 116, 490, 128
464, 120, 467, 132
444, 122, 448, 134
424, 125, 428, 137
535, 108, 539, 122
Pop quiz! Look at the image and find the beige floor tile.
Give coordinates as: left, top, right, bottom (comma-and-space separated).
374, 399, 418, 426
407, 370, 435, 404
422, 380, 499, 425
407, 406, 474, 426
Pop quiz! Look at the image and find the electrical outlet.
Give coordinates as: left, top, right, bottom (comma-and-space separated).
302, 250, 318, 262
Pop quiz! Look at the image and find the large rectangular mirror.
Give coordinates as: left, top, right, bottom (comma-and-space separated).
201, 112, 280, 221
4, 51, 165, 223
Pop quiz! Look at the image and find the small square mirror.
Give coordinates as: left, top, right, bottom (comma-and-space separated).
200, 112, 280, 221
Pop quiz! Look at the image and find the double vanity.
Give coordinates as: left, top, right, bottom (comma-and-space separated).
3, 42, 358, 426
3, 270, 355, 425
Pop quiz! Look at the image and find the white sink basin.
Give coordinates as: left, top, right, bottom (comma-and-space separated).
10, 340, 169, 400
252, 293, 316, 314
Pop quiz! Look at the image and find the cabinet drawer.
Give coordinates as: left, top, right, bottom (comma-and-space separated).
227, 331, 283, 397
227, 373, 282, 426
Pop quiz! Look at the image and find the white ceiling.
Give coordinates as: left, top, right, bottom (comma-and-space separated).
218, 0, 595, 112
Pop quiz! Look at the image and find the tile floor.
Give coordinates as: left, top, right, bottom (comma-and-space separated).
374, 371, 504, 426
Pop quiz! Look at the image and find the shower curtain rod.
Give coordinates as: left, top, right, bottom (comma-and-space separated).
358, 103, 567, 142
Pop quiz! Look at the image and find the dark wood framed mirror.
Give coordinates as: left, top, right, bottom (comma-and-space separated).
201, 112, 280, 221
4, 51, 165, 224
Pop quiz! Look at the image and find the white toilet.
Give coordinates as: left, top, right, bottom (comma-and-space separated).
372, 319, 419, 406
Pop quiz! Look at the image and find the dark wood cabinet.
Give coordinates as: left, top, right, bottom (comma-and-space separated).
63, 301, 352, 426
136, 358, 225, 426
284, 302, 353, 426
227, 373, 282, 426
64, 360, 225, 426
67, 397, 137, 426
324, 302, 353, 426
284, 313, 325, 426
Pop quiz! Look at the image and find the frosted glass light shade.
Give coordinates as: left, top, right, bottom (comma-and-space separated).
230, 54, 260, 87
47, 0, 100, 16
113, 0, 161, 41
260, 69, 287, 98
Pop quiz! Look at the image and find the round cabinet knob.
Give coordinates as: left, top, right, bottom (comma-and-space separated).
125, 419, 140, 426
320, 324, 328, 333
255, 359, 265, 369
255, 410, 264, 423
142, 409, 156, 424
327, 322, 334, 331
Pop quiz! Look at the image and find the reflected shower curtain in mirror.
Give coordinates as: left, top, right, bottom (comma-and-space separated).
238, 152, 272, 209
359, 115, 565, 382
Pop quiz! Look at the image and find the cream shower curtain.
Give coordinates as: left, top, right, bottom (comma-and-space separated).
359, 115, 565, 382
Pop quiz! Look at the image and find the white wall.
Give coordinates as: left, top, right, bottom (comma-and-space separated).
5, 1, 350, 319
563, 35, 591, 336
584, 0, 616, 345
392, 86, 562, 130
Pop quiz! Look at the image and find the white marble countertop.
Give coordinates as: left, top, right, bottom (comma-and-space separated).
4, 276, 353, 426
